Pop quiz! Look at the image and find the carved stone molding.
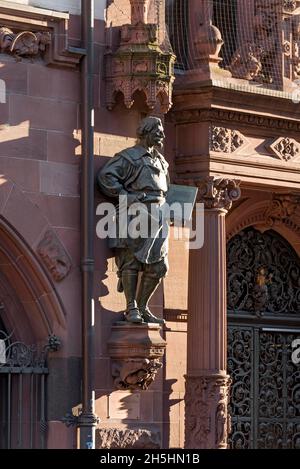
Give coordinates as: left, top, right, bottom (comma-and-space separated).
108, 322, 166, 391
265, 193, 300, 226
0, 4, 84, 68
37, 229, 72, 282
105, 0, 175, 113
185, 374, 231, 449
96, 428, 161, 449
0, 26, 50, 60
210, 126, 246, 153
269, 137, 300, 161
170, 108, 300, 133
227, 198, 300, 242
112, 358, 162, 391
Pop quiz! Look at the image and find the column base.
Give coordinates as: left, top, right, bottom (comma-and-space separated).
184, 373, 231, 449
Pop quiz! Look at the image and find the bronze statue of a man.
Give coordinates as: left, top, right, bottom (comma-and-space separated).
97, 117, 169, 325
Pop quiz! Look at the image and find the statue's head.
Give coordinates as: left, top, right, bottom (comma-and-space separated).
137, 116, 165, 149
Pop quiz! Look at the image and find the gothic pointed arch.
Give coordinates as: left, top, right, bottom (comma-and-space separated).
0, 177, 66, 343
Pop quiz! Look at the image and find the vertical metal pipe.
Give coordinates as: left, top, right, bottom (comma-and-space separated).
18, 374, 23, 448
40, 374, 46, 449
7, 374, 11, 449
79, 0, 97, 449
30, 373, 34, 449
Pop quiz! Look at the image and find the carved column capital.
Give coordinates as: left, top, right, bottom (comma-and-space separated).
196, 176, 241, 211
185, 373, 232, 449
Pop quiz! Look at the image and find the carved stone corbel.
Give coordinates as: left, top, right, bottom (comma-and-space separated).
108, 322, 166, 391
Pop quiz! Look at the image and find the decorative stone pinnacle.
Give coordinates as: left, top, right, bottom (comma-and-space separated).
130, 0, 148, 25
196, 176, 241, 211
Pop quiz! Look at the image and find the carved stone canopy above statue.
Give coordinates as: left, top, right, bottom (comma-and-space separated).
105, 0, 175, 114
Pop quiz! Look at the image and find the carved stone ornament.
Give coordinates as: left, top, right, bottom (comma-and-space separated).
283, 0, 298, 12
229, 0, 281, 84
269, 137, 300, 161
265, 193, 300, 226
112, 358, 162, 391
96, 428, 161, 449
0, 26, 50, 60
194, 20, 224, 65
185, 374, 231, 449
0, 5, 84, 68
196, 176, 241, 211
108, 322, 166, 391
105, 0, 175, 113
37, 229, 72, 282
210, 126, 245, 153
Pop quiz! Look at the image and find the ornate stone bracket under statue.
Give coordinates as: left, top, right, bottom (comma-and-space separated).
108, 322, 166, 391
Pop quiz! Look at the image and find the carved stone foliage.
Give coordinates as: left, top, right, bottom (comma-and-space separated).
108, 323, 166, 391
37, 230, 72, 282
97, 428, 161, 449
228, 327, 300, 448
106, 0, 175, 113
265, 193, 300, 226
0, 27, 50, 60
269, 137, 300, 161
112, 358, 162, 391
227, 228, 300, 315
185, 374, 231, 449
210, 126, 245, 153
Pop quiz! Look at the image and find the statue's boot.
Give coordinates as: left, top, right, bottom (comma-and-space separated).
122, 271, 143, 323
137, 275, 166, 325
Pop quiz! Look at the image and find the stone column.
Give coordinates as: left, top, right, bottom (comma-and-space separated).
185, 176, 241, 449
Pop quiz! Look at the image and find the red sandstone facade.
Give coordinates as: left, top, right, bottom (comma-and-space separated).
0, 0, 300, 450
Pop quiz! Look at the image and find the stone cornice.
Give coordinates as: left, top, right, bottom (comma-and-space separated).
170, 107, 300, 133
0, 2, 84, 68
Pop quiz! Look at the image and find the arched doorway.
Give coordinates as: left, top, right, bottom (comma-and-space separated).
227, 227, 300, 449
0, 219, 64, 448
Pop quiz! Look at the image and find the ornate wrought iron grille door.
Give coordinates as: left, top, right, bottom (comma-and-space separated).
227, 228, 300, 449
0, 328, 48, 449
